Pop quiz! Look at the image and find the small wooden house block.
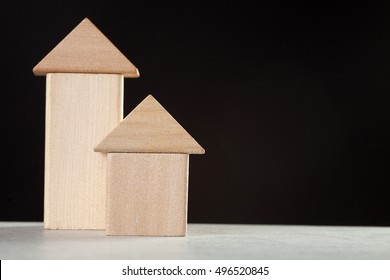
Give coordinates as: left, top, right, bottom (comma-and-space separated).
33, 18, 139, 230
94, 95, 205, 236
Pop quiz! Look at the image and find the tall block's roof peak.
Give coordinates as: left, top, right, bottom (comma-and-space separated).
33, 18, 139, 77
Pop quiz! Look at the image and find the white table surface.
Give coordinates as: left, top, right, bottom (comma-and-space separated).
0, 222, 389, 259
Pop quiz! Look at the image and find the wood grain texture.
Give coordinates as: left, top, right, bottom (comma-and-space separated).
45, 73, 123, 229
94, 95, 205, 154
33, 18, 139, 77
106, 153, 189, 236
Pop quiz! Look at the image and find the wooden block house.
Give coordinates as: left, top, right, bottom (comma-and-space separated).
33, 18, 139, 230
94, 95, 205, 236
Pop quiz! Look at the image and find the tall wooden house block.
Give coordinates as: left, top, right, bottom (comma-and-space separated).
33, 18, 139, 229
95, 95, 205, 236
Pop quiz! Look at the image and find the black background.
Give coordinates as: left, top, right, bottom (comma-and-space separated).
1, 1, 389, 225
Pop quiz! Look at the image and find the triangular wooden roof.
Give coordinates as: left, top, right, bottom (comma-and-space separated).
33, 18, 139, 77
94, 95, 205, 154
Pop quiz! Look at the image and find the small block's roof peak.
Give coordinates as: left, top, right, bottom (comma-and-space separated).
33, 18, 139, 77
95, 95, 205, 154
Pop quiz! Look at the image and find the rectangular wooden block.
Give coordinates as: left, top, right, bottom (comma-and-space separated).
45, 73, 123, 229
106, 153, 189, 236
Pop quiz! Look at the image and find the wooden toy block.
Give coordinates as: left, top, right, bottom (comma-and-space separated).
44, 73, 122, 230
33, 18, 139, 77
95, 95, 205, 154
95, 95, 204, 236
106, 153, 189, 236
33, 18, 139, 230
